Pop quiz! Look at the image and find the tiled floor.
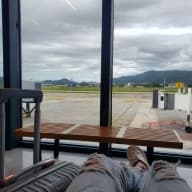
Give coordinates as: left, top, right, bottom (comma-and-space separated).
4, 148, 192, 189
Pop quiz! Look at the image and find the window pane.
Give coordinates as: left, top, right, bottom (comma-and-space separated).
21, 0, 102, 146
113, 0, 192, 155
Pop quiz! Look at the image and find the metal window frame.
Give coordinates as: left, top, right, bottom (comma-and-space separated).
99, 0, 114, 154
1, 0, 22, 149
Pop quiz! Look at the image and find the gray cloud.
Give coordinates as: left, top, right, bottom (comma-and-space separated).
115, 0, 192, 28
1, 0, 192, 81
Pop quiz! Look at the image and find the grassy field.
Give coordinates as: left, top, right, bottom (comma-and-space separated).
43, 85, 177, 93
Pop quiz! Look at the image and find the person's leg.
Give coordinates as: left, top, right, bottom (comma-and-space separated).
139, 160, 192, 192
66, 153, 126, 192
66, 171, 118, 192
66, 153, 142, 192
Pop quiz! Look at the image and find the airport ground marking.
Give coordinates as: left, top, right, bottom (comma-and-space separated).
112, 103, 134, 125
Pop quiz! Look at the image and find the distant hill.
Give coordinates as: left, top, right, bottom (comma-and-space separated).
39, 70, 192, 86
42, 79, 99, 86
42, 79, 78, 86
114, 70, 192, 85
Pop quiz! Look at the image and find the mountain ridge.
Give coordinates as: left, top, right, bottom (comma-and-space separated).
113, 70, 192, 85
41, 70, 192, 85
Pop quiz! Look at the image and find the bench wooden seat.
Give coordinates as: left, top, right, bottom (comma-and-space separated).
16, 123, 183, 162
16, 123, 183, 148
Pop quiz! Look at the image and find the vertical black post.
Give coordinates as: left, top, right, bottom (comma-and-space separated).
54, 139, 60, 159
1, 0, 22, 149
0, 103, 5, 179
100, 0, 114, 154
147, 146, 154, 165
33, 102, 41, 164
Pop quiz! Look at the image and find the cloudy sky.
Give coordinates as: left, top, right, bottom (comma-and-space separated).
1, 0, 192, 82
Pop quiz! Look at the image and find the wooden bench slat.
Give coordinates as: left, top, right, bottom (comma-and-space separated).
15, 122, 183, 149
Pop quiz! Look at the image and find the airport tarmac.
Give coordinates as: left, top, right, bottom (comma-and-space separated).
23, 92, 192, 151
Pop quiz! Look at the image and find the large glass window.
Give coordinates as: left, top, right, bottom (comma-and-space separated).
113, 0, 192, 154
21, 0, 101, 146
20, 0, 192, 155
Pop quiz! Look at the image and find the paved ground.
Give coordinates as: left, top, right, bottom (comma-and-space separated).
23, 92, 192, 151
23, 92, 155, 127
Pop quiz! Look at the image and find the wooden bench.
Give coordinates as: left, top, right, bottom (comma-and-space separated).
16, 123, 183, 162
